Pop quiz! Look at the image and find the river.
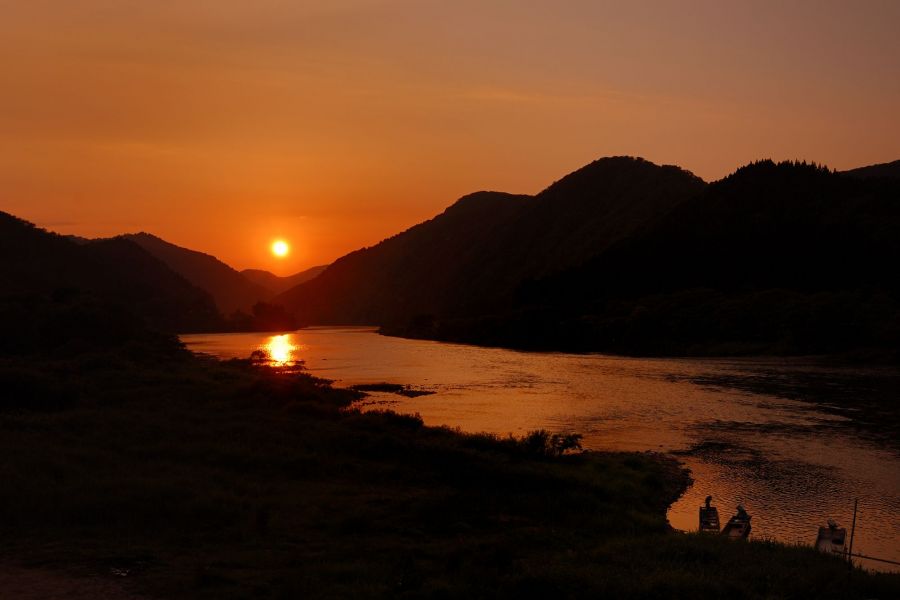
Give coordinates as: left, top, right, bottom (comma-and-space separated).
181, 327, 900, 572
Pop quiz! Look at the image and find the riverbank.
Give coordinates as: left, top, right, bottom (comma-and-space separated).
1, 351, 899, 598
182, 330, 900, 572
380, 319, 900, 364
378, 325, 900, 449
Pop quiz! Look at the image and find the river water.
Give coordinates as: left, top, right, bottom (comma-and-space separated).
181, 327, 900, 572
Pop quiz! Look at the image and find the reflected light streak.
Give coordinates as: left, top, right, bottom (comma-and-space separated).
264, 334, 296, 365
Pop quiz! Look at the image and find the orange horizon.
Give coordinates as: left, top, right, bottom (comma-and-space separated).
2, 1, 899, 275
11, 153, 896, 277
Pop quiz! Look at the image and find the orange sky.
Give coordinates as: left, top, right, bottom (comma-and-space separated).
2, 1, 899, 274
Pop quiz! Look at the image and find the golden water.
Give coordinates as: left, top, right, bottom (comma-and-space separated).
182, 327, 900, 571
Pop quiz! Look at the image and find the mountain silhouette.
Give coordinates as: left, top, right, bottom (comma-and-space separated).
539, 160, 900, 296
277, 157, 705, 325
425, 161, 900, 354
276, 156, 900, 356
122, 233, 271, 314
241, 265, 328, 295
6, 153, 897, 357
842, 159, 900, 180
0, 212, 223, 354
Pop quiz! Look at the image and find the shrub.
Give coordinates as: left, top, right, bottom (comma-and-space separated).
518, 430, 583, 458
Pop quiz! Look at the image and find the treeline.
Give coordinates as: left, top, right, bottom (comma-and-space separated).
381, 159, 900, 358
225, 301, 300, 332
0, 211, 301, 353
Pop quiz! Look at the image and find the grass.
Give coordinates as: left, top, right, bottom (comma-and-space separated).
0, 351, 898, 598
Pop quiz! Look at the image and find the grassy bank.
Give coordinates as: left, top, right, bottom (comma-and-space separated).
1, 352, 898, 598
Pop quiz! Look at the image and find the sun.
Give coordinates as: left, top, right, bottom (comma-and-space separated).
271, 240, 289, 258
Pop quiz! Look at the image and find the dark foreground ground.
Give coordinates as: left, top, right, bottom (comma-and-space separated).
1, 349, 899, 599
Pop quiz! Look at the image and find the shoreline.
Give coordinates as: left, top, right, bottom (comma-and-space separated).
379, 326, 900, 365
181, 331, 900, 565
1, 350, 899, 596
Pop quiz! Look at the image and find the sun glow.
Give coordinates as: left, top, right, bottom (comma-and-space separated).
265, 334, 296, 365
271, 240, 289, 257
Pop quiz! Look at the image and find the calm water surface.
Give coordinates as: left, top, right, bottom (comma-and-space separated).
182, 327, 900, 572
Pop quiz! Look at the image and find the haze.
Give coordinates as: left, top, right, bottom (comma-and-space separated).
2, 0, 899, 273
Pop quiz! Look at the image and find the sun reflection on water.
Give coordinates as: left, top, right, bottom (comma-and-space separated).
181, 328, 900, 570
264, 334, 297, 365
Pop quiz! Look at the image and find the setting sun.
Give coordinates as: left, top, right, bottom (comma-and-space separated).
271, 240, 289, 258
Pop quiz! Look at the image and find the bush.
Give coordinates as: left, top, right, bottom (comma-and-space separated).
518, 430, 583, 458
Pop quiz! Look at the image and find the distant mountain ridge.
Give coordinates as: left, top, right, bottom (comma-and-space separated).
274, 155, 900, 357
0, 211, 223, 346
118, 233, 330, 314
842, 159, 900, 180
0, 215, 326, 342
121, 233, 270, 314
242, 265, 328, 295
493, 160, 900, 354
4, 217, 331, 336
276, 157, 706, 324
4, 152, 898, 357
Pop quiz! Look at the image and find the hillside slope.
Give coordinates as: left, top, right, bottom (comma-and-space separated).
842, 159, 900, 180
0, 212, 223, 345
241, 265, 328, 295
437, 161, 900, 355
278, 157, 706, 325
122, 233, 270, 314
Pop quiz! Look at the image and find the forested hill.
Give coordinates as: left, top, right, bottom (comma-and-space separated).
0, 212, 223, 354
423, 161, 900, 356
122, 232, 270, 314
277, 157, 706, 325
241, 265, 328, 295
275, 156, 900, 357
842, 159, 900, 180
